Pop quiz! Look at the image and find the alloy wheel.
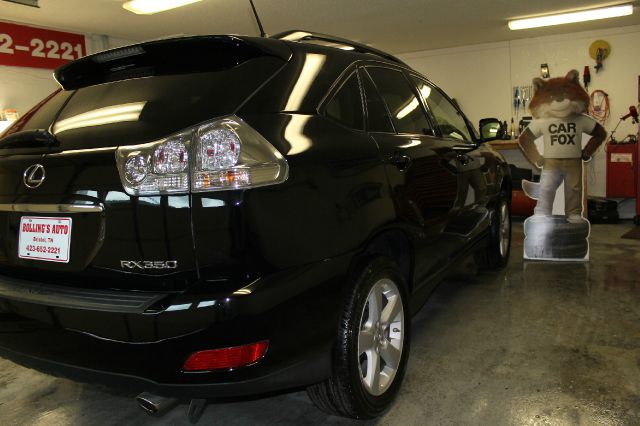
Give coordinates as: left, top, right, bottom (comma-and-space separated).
357, 278, 404, 396
499, 200, 510, 258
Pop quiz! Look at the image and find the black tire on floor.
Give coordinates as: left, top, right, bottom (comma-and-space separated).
524, 239, 589, 259
524, 234, 588, 246
523, 216, 590, 259
478, 193, 511, 269
306, 257, 410, 419
524, 216, 590, 239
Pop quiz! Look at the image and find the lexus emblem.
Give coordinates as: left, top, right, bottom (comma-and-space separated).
23, 164, 46, 189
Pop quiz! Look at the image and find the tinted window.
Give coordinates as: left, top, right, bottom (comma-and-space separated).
366, 67, 432, 135
360, 72, 395, 133
49, 56, 284, 150
325, 73, 364, 130
360, 70, 394, 133
2, 90, 71, 137
414, 78, 472, 141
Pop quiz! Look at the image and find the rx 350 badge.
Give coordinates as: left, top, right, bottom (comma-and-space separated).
120, 260, 178, 270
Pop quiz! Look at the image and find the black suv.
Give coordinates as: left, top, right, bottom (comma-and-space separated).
0, 31, 511, 419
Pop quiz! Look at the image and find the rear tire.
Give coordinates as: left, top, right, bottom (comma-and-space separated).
307, 258, 410, 419
478, 193, 511, 269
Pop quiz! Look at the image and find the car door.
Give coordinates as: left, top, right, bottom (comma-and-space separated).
360, 65, 461, 287
412, 76, 491, 246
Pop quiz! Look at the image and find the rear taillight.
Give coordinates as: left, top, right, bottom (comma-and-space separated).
116, 116, 288, 195
182, 341, 269, 372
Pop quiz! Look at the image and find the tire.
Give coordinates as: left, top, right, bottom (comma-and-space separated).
523, 216, 590, 260
307, 258, 410, 419
524, 216, 590, 239
478, 193, 511, 269
524, 239, 589, 259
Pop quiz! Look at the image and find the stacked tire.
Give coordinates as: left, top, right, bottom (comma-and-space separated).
524, 215, 590, 260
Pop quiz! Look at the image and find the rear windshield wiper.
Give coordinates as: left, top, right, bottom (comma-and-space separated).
0, 129, 57, 149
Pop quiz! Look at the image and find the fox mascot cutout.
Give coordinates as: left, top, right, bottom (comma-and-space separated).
518, 70, 607, 260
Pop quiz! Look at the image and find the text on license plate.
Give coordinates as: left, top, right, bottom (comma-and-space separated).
18, 216, 72, 263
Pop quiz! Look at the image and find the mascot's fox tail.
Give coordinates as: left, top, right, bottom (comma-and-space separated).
522, 180, 540, 200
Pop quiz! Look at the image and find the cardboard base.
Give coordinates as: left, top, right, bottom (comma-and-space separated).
523, 215, 590, 261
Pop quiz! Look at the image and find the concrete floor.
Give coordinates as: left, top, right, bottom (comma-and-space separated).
1, 221, 639, 425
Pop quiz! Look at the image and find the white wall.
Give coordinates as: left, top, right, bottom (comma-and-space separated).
398, 25, 640, 200
0, 31, 134, 118
0, 65, 58, 117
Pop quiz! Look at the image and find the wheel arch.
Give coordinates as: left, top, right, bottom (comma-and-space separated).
498, 161, 512, 198
355, 228, 414, 293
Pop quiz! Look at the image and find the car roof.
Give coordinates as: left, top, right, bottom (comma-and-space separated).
270, 30, 408, 67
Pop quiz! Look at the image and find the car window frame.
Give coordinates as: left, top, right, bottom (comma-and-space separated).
357, 65, 397, 134
361, 64, 436, 137
318, 65, 366, 133
408, 72, 479, 144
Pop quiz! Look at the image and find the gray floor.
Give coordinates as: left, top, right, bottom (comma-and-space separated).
1, 222, 639, 425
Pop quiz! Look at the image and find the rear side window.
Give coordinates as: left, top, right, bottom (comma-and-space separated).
360, 70, 394, 133
414, 78, 472, 141
366, 67, 432, 135
325, 73, 364, 130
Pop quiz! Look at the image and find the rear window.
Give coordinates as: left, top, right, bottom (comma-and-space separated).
17, 56, 285, 150
2, 90, 71, 137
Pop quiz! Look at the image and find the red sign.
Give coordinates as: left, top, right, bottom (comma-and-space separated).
0, 21, 86, 70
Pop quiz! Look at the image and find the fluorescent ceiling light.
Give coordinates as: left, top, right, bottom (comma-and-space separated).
123, 0, 202, 15
508, 4, 633, 30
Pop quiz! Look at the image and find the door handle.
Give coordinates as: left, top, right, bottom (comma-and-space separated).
456, 154, 472, 166
390, 151, 412, 171
452, 145, 475, 166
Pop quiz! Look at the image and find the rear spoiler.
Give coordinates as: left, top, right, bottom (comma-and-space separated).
54, 35, 292, 90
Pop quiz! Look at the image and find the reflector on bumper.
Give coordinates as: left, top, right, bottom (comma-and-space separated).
182, 341, 269, 372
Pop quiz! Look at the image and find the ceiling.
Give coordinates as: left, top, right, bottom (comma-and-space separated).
1, 0, 639, 54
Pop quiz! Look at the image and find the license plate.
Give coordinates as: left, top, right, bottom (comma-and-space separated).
18, 216, 72, 263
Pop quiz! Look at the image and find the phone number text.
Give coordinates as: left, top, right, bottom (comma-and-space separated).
0, 33, 83, 60
25, 245, 61, 255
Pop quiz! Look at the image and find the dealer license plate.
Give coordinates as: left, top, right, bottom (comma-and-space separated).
18, 216, 72, 263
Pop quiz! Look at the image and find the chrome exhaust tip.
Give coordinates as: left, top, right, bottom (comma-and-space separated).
136, 392, 179, 417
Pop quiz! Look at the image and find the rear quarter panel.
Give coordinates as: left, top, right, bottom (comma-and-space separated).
191, 113, 396, 282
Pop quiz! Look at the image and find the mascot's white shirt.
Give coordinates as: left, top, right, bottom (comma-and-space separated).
525, 114, 597, 159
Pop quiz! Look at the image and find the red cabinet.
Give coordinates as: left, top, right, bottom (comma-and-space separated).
606, 143, 636, 198
606, 142, 640, 222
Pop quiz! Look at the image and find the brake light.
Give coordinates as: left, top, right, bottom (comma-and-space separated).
183, 341, 269, 372
116, 115, 288, 195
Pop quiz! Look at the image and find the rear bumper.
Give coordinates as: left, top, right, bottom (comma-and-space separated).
0, 254, 351, 398
0, 274, 164, 313
0, 337, 329, 399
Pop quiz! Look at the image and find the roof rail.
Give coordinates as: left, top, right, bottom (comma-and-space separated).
271, 30, 407, 67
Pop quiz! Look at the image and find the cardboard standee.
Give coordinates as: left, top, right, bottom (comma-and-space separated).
518, 70, 607, 261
